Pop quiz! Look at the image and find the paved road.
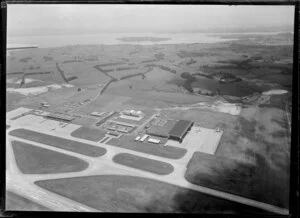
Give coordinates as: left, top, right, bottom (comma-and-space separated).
6, 123, 289, 214
6, 136, 98, 212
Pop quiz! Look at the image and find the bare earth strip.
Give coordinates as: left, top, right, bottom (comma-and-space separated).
11, 140, 89, 174
9, 128, 107, 157
113, 153, 174, 175
35, 175, 272, 214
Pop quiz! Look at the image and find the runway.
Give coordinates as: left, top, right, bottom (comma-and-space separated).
6, 111, 289, 214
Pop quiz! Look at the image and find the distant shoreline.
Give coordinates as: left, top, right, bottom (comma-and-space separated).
116, 37, 171, 42
6, 31, 293, 48
7, 46, 38, 50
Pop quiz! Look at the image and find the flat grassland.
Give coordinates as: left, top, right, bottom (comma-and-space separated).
35, 175, 271, 214
12, 141, 88, 174
60, 62, 111, 85
70, 126, 106, 142
185, 152, 289, 208
11, 140, 89, 174
6, 92, 26, 112
9, 128, 107, 157
107, 136, 187, 159
6, 191, 50, 211
113, 153, 174, 175
185, 107, 290, 209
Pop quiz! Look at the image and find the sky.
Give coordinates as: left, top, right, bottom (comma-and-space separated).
7, 4, 294, 36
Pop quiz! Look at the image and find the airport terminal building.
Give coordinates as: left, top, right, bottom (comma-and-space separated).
168, 120, 193, 143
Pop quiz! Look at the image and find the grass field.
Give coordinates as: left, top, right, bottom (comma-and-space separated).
35, 175, 271, 214
60, 62, 111, 85
6, 191, 50, 211
11, 140, 89, 174
216, 107, 290, 169
9, 129, 107, 157
196, 105, 290, 209
107, 136, 187, 159
70, 126, 106, 142
185, 152, 289, 209
113, 153, 174, 175
6, 92, 26, 112
79, 93, 131, 112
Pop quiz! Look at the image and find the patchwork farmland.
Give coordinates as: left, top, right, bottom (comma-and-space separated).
6, 27, 292, 214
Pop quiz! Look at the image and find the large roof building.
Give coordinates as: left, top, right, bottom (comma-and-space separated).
168, 120, 193, 143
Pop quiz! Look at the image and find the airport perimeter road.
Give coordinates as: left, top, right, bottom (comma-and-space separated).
6, 126, 289, 215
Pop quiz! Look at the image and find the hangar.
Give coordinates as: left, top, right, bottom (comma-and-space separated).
168, 120, 194, 143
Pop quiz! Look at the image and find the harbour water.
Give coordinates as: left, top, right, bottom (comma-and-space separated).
7, 32, 240, 48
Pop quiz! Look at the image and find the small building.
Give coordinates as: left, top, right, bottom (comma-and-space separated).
148, 138, 160, 144
41, 102, 50, 107
107, 131, 121, 137
135, 136, 141, 141
139, 134, 149, 142
91, 111, 105, 117
168, 120, 194, 143
147, 127, 169, 138
122, 109, 143, 118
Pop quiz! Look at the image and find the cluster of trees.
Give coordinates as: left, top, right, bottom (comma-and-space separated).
43, 56, 53, 61
62, 60, 82, 63
120, 73, 144, 80
217, 72, 242, 83
180, 72, 196, 82
19, 57, 32, 63
141, 59, 157, 63
94, 65, 114, 74
56, 62, 77, 83
96, 62, 123, 67
154, 53, 165, 60
177, 50, 205, 58
145, 64, 176, 74
116, 67, 132, 71
67, 76, 78, 82
186, 59, 197, 66
25, 71, 51, 75
28, 65, 41, 70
